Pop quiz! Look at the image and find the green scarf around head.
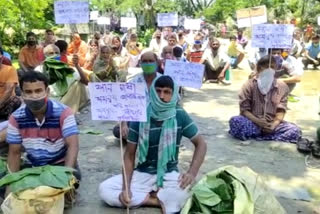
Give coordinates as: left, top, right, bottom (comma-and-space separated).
138, 76, 179, 187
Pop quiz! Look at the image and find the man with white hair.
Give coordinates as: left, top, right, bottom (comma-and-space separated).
36, 44, 89, 113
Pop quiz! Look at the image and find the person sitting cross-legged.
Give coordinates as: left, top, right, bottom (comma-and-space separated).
229, 55, 302, 143
99, 75, 207, 214
6, 71, 81, 197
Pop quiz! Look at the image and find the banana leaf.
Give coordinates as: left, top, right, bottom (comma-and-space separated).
182, 166, 286, 214
0, 165, 74, 193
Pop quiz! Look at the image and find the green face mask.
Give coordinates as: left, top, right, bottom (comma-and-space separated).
141, 62, 157, 75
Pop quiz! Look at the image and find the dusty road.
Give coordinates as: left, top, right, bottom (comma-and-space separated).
66, 66, 320, 214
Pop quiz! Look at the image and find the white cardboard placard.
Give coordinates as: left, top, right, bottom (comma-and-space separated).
89, 82, 147, 121
164, 60, 205, 89
184, 18, 202, 30
236, 5, 267, 28
97, 17, 111, 25
120, 17, 137, 28
157, 13, 178, 27
251, 24, 295, 49
54, 1, 89, 24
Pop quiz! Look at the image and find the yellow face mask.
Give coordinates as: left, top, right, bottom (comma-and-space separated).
129, 49, 139, 56
281, 51, 289, 58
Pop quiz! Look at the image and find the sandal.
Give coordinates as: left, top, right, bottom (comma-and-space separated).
311, 141, 320, 158
297, 138, 313, 154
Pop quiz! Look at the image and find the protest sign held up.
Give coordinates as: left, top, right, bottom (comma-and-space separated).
184, 18, 202, 30
251, 24, 295, 49
120, 17, 137, 28
54, 1, 89, 24
164, 60, 205, 89
88, 82, 147, 122
97, 17, 111, 25
157, 13, 179, 27
236, 5, 267, 28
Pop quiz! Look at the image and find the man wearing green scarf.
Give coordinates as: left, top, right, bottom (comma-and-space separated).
99, 76, 207, 213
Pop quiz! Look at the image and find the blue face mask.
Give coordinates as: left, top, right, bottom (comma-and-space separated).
273, 55, 283, 70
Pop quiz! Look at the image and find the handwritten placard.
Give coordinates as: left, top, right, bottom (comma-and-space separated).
184, 18, 202, 30
251, 24, 294, 49
89, 83, 147, 121
164, 60, 205, 89
236, 5, 267, 28
157, 13, 178, 27
54, 1, 89, 24
120, 17, 137, 28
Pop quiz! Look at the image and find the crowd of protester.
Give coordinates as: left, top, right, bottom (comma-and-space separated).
0, 22, 320, 213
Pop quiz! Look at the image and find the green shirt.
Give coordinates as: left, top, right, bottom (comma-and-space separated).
128, 106, 198, 174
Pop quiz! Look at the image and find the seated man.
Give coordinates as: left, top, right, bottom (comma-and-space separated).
200, 38, 230, 84
36, 44, 90, 113
18, 32, 44, 73
6, 71, 81, 185
229, 55, 302, 143
278, 49, 303, 94
227, 35, 245, 69
0, 50, 21, 121
99, 76, 207, 213
67, 33, 88, 67
236, 29, 248, 49
302, 35, 320, 69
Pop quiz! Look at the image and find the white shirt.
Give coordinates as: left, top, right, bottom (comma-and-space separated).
201, 49, 230, 70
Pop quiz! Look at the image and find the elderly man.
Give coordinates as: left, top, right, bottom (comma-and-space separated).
36, 44, 90, 113
18, 32, 44, 73
6, 72, 81, 191
229, 55, 302, 143
99, 75, 207, 214
113, 51, 161, 140
200, 38, 230, 84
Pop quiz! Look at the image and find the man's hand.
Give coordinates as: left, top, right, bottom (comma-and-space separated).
121, 122, 129, 138
255, 118, 270, 129
217, 72, 225, 81
119, 190, 132, 207
262, 122, 279, 134
72, 54, 80, 67
179, 172, 195, 189
314, 59, 319, 65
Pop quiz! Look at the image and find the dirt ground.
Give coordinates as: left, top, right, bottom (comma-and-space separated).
65, 58, 320, 214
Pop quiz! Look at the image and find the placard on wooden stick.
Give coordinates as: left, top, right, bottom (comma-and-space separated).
88, 82, 147, 122
251, 24, 294, 49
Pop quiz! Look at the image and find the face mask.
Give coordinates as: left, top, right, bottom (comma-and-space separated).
27, 41, 36, 46
129, 49, 139, 56
257, 68, 275, 95
48, 54, 61, 61
313, 43, 319, 47
24, 95, 47, 111
273, 55, 283, 69
141, 62, 157, 75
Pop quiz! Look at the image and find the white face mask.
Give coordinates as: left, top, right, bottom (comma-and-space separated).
257, 68, 275, 95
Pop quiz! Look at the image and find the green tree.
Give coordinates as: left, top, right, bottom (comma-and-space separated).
0, 0, 54, 53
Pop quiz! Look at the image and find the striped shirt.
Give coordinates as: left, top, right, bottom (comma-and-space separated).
127, 106, 198, 174
239, 78, 289, 122
7, 99, 79, 166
